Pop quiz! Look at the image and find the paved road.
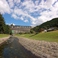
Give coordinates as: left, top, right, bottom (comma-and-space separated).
2, 36, 39, 58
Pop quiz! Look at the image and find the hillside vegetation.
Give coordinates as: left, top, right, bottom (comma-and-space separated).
30, 18, 58, 34
16, 30, 58, 42
16, 18, 58, 42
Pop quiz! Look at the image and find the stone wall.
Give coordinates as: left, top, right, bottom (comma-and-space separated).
10, 25, 31, 34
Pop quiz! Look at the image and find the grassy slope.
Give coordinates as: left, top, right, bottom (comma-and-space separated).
16, 30, 58, 42
0, 34, 9, 38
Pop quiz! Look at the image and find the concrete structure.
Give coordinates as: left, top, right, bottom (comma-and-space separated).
10, 25, 31, 34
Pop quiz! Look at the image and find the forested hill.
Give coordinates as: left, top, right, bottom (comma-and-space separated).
30, 18, 58, 33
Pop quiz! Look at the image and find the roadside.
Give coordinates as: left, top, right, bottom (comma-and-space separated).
17, 37, 58, 58
0, 36, 10, 45
0, 34, 9, 38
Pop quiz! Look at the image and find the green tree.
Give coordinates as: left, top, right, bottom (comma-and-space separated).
0, 14, 12, 34
0, 14, 6, 33
5, 25, 12, 34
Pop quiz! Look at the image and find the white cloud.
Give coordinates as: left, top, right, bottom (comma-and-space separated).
12, 14, 19, 19
6, 23, 15, 26
14, 0, 21, 4
7, 0, 14, 8
13, 6, 37, 24
0, 0, 58, 26
0, 0, 11, 14
40, 0, 58, 22
24, 19, 28, 22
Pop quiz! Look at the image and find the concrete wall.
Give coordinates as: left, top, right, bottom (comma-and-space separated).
10, 25, 32, 34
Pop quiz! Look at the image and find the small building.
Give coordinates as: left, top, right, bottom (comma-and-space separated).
41, 29, 47, 33
47, 27, 55, 32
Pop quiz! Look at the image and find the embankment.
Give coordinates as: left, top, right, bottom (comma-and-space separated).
18, 37, 58, 58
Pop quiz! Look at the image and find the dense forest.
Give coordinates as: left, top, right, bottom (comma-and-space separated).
30, 18, 58, 34
0, 14, 12, 34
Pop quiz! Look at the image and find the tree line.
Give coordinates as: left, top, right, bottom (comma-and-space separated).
0, 14, 12, 34
30, 18, 58, 34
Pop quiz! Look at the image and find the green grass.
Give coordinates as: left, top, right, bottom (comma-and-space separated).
16, 30, 58, 42
0, 34, 9, 38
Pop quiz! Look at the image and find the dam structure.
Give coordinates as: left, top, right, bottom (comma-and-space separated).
10, 24, 31, 34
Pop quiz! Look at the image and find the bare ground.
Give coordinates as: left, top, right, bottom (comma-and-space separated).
0, 36, 10, 45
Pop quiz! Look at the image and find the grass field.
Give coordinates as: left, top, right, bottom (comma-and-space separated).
16, 30, 58, 42
0, 34, 9, 38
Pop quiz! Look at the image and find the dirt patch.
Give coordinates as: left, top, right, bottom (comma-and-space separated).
0, 36, 10, 46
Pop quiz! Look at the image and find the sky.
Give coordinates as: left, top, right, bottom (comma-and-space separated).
0, 0, 58, 26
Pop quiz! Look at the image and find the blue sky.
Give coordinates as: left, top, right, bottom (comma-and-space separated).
0, 0, 58, 26
3, 14, 31, 26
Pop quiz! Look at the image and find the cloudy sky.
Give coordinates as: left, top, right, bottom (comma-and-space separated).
0, 0, 58, 26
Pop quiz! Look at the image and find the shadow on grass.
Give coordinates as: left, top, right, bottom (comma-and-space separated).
29, 33, 38, 37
